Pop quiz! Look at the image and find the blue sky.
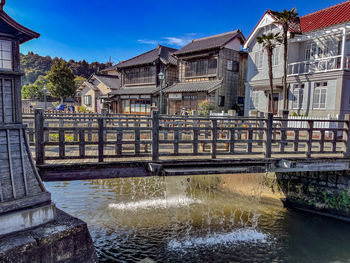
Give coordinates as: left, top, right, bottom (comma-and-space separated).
7, 0, 345, 63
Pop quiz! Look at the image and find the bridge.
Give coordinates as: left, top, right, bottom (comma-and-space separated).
23, 109, 350, 181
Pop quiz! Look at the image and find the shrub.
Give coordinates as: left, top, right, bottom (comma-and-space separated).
78, 106, 88, 113
198, 100, 215, 116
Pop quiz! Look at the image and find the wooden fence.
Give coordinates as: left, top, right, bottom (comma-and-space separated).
26, 109, 350, 165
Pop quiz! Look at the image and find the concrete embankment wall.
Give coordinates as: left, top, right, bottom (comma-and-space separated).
275, 170, 350, 221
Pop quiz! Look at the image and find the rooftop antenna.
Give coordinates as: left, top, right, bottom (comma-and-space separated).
0, 0, 5, 11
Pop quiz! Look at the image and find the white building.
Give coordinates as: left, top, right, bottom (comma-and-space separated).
244, 1, 350, 118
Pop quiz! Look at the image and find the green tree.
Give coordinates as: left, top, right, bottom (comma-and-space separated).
22, 83, 43, 99
46, 61, 76, 104
21, 74, 49, 99
274, 8, 299, 111
257, 33, 282, 114
74, 76, 86, 89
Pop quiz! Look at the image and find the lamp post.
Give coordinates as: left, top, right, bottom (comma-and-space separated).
158, 72, 165, 114
43, 85, 47, 110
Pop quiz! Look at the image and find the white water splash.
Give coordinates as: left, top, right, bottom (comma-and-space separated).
108, 196, 201, 210
168, 229, 268, 250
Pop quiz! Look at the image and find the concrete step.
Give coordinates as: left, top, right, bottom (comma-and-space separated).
163, 165, 266, 176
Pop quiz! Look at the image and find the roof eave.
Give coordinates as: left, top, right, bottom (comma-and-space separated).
0, 11, 40, 44
174, 46, 222, 57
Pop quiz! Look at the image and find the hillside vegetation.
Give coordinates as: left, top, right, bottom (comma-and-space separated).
20, 52, 112, 85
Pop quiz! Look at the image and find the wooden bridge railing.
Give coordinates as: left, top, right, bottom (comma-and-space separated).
28, 109, 350, 165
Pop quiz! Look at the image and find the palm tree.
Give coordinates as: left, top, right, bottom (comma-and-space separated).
257, 33, 282, 114
274, 8, 299, 111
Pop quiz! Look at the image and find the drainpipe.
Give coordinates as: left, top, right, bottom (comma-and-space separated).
341, 28, 347, 70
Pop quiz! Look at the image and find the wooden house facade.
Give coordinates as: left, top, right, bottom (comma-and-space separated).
0, 0, 55, 236
165, 30, 247, 115
110, 45, 177, 114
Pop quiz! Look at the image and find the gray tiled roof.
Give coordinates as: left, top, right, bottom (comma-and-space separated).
93, 74, 121, 90
164, 79, 222, 93
110, 86, 160, 95
100, 65, 118, 72
77, 81, 97, 92
116, 45, 177, 68
173, 30, 244, 56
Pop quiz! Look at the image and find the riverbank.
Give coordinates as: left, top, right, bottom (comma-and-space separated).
0, 209, 97, 262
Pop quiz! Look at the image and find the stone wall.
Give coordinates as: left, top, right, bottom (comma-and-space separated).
0, 209, 97, 263
276, 170, 350, 220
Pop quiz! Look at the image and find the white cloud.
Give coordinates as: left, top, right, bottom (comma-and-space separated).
137, 39, 157, 45
162, 36, 192, 47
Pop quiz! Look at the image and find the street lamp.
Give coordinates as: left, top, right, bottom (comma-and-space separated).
43, 85, 48, 110
158, 72, 165, 114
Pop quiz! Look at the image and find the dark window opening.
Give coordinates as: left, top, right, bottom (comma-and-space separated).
218, 96, 225, 107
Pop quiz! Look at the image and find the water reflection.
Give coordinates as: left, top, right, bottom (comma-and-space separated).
46, 174, 350, 263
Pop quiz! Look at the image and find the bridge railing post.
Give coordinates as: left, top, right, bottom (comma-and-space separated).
212, 119, 217, 159
152, 110, 159, 161
98, 118, 104, 162
344, 114, 350, 158
34, 109, 45, 165
307, 120, 313, 159
265, 113, 273, 158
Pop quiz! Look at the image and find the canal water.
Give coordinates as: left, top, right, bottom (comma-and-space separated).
45, 174, 350, 263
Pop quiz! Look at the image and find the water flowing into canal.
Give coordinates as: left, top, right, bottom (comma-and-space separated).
45, 174, 350, 263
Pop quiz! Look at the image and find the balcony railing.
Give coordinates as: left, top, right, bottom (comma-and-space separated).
287, 55, 350, 76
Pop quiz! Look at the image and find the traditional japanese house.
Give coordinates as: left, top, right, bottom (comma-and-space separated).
165, 30, 247, 115
77, 73, 120, 112
110, 45, 177, 114
99, 64, 119, 76
0, 0, 56, 235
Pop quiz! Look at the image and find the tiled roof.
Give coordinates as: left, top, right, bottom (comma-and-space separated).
93, 74, 120, 90
110, 86, 159, 95
299, 1, 350, 33
0, 10, 40, 44
173, 30, 245, 56
164, 79, 222, 93
100, 65, 118, 72
77, 81, 97, 92
116, 45, 177, 68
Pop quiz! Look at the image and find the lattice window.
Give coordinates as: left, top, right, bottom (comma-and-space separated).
0, 40, 12, 70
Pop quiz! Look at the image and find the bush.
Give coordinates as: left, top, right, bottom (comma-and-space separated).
198, 100, 215, 116
78, 106, 88, 113
49, 134, 76, 142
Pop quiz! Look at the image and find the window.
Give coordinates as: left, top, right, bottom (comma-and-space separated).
272, 46, 280, 66
122, 100, 130, 113
183, 93, 199, 110
255, 51, 264, 69
185, 58, 217, 77
0, 40, 12, 70
124, 66, 156, 85
83, 95, 92, 106
125, 99, 151, 114
292, 84, 304, 109
313, 82, 327, 109
305, 42, 330, 60
227, 60, 233, 70
218, 96, 225, 107
251, 91, 259, 109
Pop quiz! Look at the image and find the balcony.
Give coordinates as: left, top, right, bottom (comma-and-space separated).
287, 55, 350, 76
